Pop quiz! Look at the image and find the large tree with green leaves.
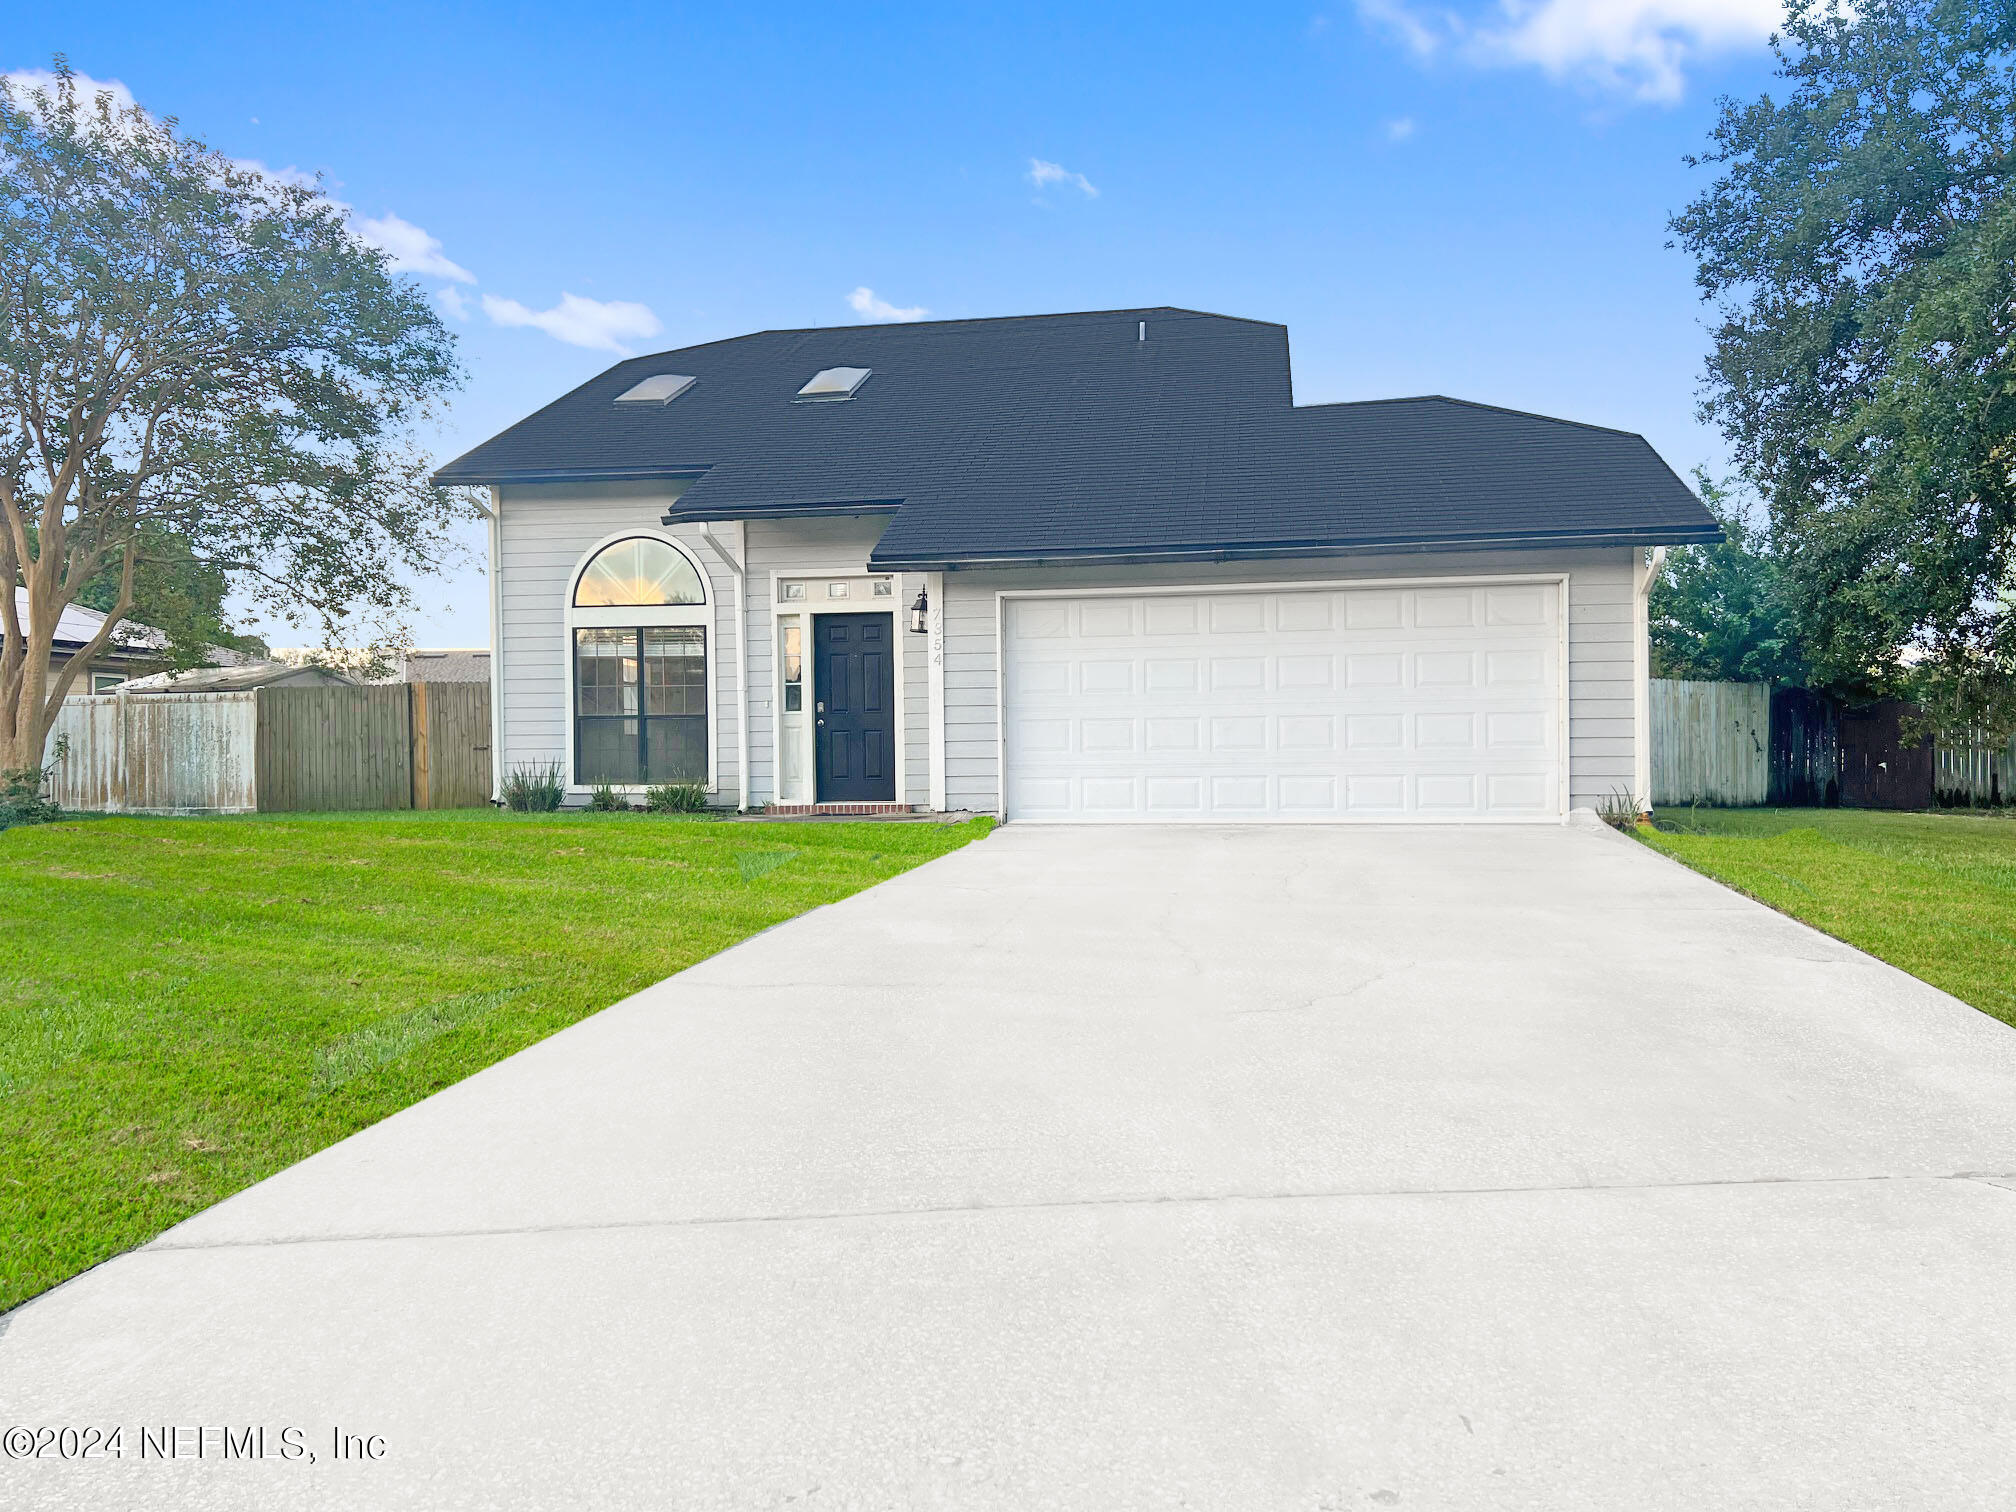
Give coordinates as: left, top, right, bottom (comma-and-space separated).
1650, 474, 1807, 685
0, 61, 468, 772
1672, 0, 2016, 728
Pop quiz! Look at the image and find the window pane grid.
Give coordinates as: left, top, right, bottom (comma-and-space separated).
575, 628, 707, 784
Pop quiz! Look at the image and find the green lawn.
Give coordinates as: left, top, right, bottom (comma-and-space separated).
1637, 807, 2016, 1028
0, 809, 991, 1312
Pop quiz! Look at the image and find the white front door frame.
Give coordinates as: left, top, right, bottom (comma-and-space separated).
768, 569, 907, 807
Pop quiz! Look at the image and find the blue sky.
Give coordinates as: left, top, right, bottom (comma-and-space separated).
10, 1, 1787, 647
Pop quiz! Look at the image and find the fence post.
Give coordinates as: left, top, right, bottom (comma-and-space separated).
410, 681, 431, 810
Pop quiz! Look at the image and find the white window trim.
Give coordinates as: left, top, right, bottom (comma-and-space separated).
991, 571, 1572, 825
562, 529, 718, 795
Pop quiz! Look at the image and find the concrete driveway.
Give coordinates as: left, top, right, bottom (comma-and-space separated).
5, 823, 2016, 1510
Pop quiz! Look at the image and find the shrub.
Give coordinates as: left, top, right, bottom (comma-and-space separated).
1596, 786, 1643, 831
501, 762, 564, 812
0, 765, 62, 830
589, 782, 625, 812
645, 782, 708, 814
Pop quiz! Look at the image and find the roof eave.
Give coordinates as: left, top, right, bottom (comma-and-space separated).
430, 464, 714, 488
869, 523, 1724, 572
660, 499, 903, 526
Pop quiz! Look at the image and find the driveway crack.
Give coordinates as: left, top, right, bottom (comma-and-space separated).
137, 1170, 2016, 1256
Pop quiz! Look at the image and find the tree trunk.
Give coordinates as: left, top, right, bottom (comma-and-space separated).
2, 625, 59, 775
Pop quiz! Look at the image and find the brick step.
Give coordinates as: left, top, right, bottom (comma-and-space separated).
762, 802, 921, 816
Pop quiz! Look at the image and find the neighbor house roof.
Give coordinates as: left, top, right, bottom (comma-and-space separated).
395, 649, 490, 683
119, 661, 358, 694
433, 307, 1719, 566
14, 588, 163, 653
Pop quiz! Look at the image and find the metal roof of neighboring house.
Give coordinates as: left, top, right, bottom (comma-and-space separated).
117, 661, 358, 694
432, 306, 1720, 566
15, 588, 163, 651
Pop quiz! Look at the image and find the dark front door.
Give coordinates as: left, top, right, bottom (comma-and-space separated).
815, 613, 896, 802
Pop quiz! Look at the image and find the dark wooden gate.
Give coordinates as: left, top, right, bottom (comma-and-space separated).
1767, 687, 1840, 806
1838, 700, 1934, 810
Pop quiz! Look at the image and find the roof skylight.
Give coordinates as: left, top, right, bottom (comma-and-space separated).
613, 373, 696, 406
795, 367, 871, 402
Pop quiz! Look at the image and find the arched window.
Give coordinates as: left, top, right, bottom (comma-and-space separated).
567, 535, 710, 788
573, 536, 706, 607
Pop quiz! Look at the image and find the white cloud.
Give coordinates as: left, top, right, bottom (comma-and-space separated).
1358, 0, 1782, 102
846, 287, 928, 323
1385, 115, 1418, 141
481, 292, 663, 354
354, 212, 475, 283
1356, 0, 1444, 59
5, 66, 669, 353
1027, 158, 1099, 198
0, 66, 140, 119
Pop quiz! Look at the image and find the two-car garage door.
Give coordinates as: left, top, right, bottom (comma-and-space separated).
1001, 580, 1564, 822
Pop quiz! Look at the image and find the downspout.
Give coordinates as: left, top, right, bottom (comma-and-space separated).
480, 488, 504, 803
699, 521, 750, 812
1633, 546, 1668, 815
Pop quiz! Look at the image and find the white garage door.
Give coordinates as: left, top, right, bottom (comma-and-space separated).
1002, 581, 1564, 822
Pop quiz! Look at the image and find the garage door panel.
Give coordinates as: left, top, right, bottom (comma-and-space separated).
1002, 585, 1562, 822
1210, 657, 1266, 691
1277, 715, 1335, 750
1080, 718, 1136, 752
1017, 604, 1070, 638
1142, 598, 1198, 635
1077, 600, 1134, 637
1346, 653, 1405, 687
1487, 586, 1549, 625
1343, 592, 1404, 629
1277, 654, 1334, 689
1276, 595, 1333, 632
1417, 773, 1477, 810
1146, 777, 1204, 812
1145, 717, 1200, 751
1208, 597, 1268, 634
1413, 590, 1476, 628
1415, 712, 1476, 749
1486, 649, 1547, 687
1081, 776, 1137, 811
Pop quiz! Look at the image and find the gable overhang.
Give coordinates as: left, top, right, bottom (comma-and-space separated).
867, 522, 1724, 573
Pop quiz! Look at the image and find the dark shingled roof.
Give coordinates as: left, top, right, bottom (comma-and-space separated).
433, 307, 1718, 567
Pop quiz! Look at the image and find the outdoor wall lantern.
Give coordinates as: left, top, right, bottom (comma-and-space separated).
908, 585, 929, 634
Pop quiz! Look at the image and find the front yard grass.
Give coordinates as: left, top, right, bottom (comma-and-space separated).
0, 809, 991, 1312
1636, 807, 2016, 1028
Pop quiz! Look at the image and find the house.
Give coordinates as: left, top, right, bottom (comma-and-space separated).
270, 646, 489, 684
434, 308, 1718, 821
15, 587, 162, 697
393, 649, 491, 684
117, 660, 357, 694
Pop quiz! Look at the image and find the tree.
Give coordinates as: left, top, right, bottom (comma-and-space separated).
1650, 474, 1807, 685
74, 526, 269, 670
0, 60, 467, 772
1671, 0, 2016, 718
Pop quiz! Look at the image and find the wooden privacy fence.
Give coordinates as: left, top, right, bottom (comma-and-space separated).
49, 683, 491, 814
1650, 679, 1769, 806
1653, 680, 2012, 809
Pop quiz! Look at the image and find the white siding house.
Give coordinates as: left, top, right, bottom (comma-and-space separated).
445, 308, 1714, 821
